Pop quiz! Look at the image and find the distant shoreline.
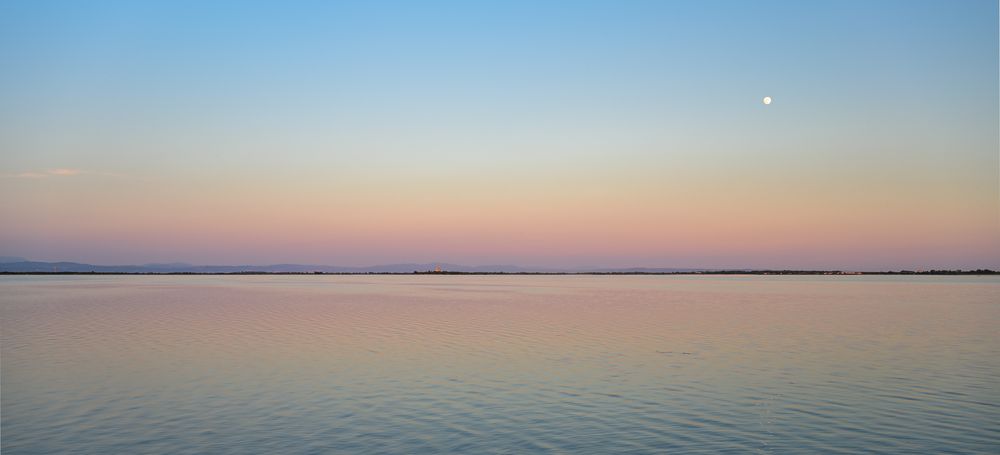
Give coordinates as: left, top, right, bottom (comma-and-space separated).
2, 270, 997, 276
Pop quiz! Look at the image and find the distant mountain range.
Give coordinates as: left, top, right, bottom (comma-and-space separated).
0, 258, 704, 274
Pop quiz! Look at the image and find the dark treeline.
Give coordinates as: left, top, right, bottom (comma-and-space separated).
2, 270, 997, 276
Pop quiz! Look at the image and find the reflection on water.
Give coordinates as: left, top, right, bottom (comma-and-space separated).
2, 275, 999, 453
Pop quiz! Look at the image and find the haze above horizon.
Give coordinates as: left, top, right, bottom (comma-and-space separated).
2, 0, 998, 270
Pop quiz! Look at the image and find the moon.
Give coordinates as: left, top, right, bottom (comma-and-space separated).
762, 96, 772, 105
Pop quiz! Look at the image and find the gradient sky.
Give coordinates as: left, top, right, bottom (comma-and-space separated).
1, 0, 998, 269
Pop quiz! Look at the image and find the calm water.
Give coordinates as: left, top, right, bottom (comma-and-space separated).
2, 275, 998, 454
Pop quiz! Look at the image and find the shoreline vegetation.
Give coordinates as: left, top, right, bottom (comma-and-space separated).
2, 270, 997, 276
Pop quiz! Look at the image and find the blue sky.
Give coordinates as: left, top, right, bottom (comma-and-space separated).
1, 0, 997, 268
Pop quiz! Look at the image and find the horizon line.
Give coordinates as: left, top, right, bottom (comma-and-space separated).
1, 258, 997, 275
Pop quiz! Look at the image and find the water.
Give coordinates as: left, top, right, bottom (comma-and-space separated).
2, 275, 998, 454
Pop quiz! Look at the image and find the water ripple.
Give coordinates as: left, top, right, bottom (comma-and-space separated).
2, 275, 999, 454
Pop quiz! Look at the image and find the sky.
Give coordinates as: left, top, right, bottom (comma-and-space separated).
1, 0, 998, 269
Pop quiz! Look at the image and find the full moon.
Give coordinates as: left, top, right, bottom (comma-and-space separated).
762, 96, 772, 105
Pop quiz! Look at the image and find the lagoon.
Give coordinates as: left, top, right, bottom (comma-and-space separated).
2, 275, 998, 453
